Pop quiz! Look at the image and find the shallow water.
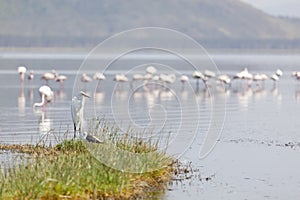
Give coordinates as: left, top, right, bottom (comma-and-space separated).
1, 52, 300, 199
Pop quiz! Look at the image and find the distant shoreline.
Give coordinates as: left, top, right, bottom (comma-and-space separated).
1, 47, 300, 54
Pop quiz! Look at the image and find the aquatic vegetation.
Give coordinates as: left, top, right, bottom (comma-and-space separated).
0, 123, 175, 199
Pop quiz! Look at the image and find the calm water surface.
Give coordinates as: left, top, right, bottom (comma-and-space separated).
1, 52, 300, 199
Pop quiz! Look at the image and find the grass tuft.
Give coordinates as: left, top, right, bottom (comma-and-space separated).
0, 122, 176, 199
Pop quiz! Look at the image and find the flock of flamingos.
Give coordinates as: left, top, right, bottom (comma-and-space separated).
17, 65, 300, 110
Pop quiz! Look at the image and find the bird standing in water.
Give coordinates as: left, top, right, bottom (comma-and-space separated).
33, 85, 54, 111
71, 91, 103, 143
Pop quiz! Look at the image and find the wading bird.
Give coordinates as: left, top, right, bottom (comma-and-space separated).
28, 70, 34, 80
41, 70, 57, 84
71, 91, 103, 143
81, 73, 92, 83
180, 75, 189, 88
33, 85, 54, 111
18, 66, 27, 82
146, 66, 157, 75
217, 74, 231, 86
55, 73, 68, 88
93, 72, 106, 81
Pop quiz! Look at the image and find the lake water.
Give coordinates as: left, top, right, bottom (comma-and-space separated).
1, 51, 300, 199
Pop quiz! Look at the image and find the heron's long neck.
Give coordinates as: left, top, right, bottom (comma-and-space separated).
79, 97, 86, 132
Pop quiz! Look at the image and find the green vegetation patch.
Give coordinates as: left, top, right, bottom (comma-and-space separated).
0, 138, 175, 199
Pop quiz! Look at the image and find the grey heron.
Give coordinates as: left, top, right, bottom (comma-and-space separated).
71, 91, 103, 143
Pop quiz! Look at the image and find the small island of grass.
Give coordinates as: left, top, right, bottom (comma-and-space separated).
0, 126, 176, 199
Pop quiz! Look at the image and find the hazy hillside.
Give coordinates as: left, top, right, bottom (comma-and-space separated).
0, 0, 300, 48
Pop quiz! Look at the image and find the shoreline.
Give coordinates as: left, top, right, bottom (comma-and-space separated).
1, 47, 300, 54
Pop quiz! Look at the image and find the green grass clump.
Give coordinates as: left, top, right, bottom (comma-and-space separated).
0, 126, 175, 199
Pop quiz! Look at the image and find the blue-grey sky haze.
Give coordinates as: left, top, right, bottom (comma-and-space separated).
241, 0, 300, 18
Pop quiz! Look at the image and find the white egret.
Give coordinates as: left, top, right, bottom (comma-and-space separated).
71, 91, 103, 143
33, 85, 54, 111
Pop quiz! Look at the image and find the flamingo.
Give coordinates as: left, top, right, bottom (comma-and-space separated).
276, 69, 283, 77
55, 73, 68, 88
270, 69, 283, 85
33, 85, 54, 111
17, 66, 27, 82
28, 70, 34, 80
41, 70, 56, 84
146, 66, 157, 75
131, 73, 145, 89
192, 70, 208, 88
114, 74, 129, 82
158, 73, 176, 90
180, 75, 189, 85
270, 74, 280, 82
292, 71, 300, 80
180, 75, 189, 90
93, 72, 106, 81
217, 74, 231, 85
253, 73, 268, 87
132, 73, 144, 81
81, 73, 92, 83
233, 68, 253, 88
204, 70, 216, 79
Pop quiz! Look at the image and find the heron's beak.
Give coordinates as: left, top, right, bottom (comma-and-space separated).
80, 91, 91, 98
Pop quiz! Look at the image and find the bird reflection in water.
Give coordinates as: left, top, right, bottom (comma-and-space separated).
18, 66, 26, 115
18, 80, 26, 115
295, 85, 300, 103
38, 111, 52, 135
